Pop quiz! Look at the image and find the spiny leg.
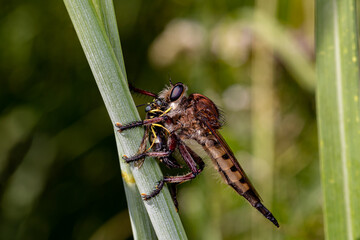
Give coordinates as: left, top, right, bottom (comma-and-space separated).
142, 172, 198, 200
124, 132, 178, 164
142, 142, 205, 202
129, 83, 158, 98
168, 183, 179, 211
161, 155, 181, 169
123, 151, 172, 163
184, 144, 205, 173
178, 141, 204, 174
115, 116, 167, 132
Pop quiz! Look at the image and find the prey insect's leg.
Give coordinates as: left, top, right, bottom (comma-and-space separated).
161, 155, 181, 169
121, 125, 150, 168
160, 133, 181, 168
115, 116, 167, 132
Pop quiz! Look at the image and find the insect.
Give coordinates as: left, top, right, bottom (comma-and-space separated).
116, 82, 279, 228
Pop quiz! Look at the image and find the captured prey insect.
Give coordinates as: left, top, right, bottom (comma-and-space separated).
116, 82, 279, 227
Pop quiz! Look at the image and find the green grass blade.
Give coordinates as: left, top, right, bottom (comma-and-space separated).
89, 1, 156, 239
93, 0, 127, 75
63, 0, 187, 239
316, 0, 360, 239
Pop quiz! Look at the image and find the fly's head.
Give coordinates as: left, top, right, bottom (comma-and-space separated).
159, 82, 188, 112
144, 82, 188, 119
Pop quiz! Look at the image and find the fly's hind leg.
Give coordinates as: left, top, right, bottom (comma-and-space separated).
184, 145, 205, 173
142, 142, 205, 207
168, 183, 179, 211
141, 172, 198, 201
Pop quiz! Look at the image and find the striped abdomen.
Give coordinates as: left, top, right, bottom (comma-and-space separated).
200, 135, 279, 227
201, 136, 254, 198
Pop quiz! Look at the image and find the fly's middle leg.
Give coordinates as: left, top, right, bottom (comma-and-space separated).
123, 133, 178, 163
123, 151, 172, 163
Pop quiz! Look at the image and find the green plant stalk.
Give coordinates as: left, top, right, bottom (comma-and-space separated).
316, 0, 360, 239
63, 0, 187, 239
92, 0, 126, 74
90, 0, 156, 239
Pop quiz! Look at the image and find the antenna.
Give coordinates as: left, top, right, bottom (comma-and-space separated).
168, 74, 173, 86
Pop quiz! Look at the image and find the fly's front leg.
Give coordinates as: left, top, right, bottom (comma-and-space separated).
115, 116, 167, 132
129, 83, 158, 98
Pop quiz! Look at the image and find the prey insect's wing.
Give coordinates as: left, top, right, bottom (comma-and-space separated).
133, 125, 150, 168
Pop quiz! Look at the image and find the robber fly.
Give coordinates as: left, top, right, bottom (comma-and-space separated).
116, 82, 279, 228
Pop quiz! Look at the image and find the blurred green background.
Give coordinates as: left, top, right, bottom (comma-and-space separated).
0, 0, 317, 239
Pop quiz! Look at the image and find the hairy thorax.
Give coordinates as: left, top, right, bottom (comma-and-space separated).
165, 94, 221, 146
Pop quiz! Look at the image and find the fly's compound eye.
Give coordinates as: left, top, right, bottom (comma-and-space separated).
170, 84, 184, 102
145, 105, 151, 112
